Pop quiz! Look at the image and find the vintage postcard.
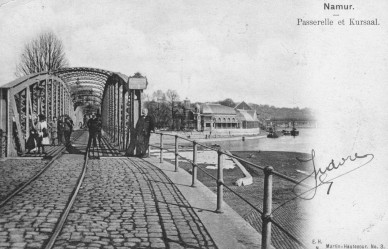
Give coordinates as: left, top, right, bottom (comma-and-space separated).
0, 0, 387, 248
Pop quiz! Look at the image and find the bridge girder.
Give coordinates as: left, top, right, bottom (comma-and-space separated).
0, 67, 147, 157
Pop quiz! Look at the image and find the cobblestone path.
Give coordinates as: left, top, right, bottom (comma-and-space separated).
0, 130, 88, 203
0, 159, 47, 201
54, 157, 217, 249
0, 155, 84, 249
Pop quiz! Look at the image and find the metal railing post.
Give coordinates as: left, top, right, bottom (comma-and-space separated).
160, 133, 163, 163
174, 135, 179, 172
191, 141, 198, 187
262, 166, 274, 249
216, 149, 224, 213
0, 129, 3, 158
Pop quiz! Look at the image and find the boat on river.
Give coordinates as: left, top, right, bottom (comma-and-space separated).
267, 127, 280, 138
282, 130, 291, 135
291, 128, 299, 136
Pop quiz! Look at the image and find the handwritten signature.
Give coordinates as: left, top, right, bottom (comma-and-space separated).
293, 149, 374, 200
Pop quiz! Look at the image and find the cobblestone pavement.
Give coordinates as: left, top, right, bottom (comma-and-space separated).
0, 159, 47, 201
54, 157, 217, 249
0, 155, 84, 249
0, 130, 88, 203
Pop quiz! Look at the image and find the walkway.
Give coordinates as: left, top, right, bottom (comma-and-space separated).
53, 158, 216, 249
0, 131, 262, 248
0, 155, 84, 248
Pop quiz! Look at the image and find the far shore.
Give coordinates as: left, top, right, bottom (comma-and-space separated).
192, 134, 266, 143
150, 130, 266, 144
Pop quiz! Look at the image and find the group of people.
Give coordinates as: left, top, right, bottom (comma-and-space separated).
24, 109, 155, 156
85, 108, 155, 158
26, 114, 74, 154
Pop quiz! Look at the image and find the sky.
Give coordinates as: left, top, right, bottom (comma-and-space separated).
1, 0, 388, 243
1, 0, 386, 110
0, 0, 387, 126
0, 0, 323, 108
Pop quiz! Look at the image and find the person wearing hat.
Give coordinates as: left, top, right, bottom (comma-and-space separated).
87, 113, 98, 149
63, 116, 74, 146
49, 117, 58, 145
36, 114, 49, 154
95, 113, 102, 146
126, 108, 155, 157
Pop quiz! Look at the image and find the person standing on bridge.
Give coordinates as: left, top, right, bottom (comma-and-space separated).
36, 114, 49, 154
57, 118, 64, 145
126, 108, 155, 158
95, 113, 102, 146
49, 117, 58, 145
87, 113, 98, 149
63, 117, 73, 146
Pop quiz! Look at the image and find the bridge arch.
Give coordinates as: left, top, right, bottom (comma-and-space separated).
0, 67, 147, 157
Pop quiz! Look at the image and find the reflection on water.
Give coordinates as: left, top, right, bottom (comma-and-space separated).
205, 128, 315, 153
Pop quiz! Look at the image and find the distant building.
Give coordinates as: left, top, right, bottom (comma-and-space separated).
199, 101, 260, 131
173, 100, 261, 131
200, 103, 239, 130
234, 101, 260, 129
173, 98, 200, 130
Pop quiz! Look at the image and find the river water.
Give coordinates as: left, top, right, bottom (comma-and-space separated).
202, 128, 315, 154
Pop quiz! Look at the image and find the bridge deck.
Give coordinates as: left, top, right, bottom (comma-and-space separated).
1, 130, 262, 248
19, 130, 122, 159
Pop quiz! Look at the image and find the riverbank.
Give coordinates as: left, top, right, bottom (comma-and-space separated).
154, 148, 312, 249
230, 151, 311, 249
150, 131, 266, 146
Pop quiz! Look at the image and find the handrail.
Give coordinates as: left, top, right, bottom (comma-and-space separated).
154, 132, 311, 188
150, 131, 307, 249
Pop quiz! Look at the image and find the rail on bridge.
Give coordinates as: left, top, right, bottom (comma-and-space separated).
0, 68, 147, 157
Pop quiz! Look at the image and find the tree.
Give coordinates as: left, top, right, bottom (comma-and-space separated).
146, 100, 171, 129
218, 98, 235, 107
152, 90, 166, 102
15, 31, 69, 77
166, 89, 180, 129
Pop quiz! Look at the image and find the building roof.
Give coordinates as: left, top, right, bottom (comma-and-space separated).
201, 104, 236, 115
234, 101, 252, 110
236, 109, 258, 122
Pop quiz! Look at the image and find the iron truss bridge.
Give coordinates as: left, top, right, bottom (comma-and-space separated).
0, 67, 147, 157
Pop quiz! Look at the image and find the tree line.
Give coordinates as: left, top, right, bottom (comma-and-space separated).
15, 31, 315, 128
144, 92, 315, 130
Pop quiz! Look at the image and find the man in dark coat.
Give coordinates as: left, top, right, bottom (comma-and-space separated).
126, 108, 155, 157
87, 113, 98, 149
95, 113, 102, 146
63, 117, 73, 146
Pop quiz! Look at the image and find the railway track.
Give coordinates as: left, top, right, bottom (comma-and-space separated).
0, 146, 67, 208
0, 130, 84, 208
43, 145, 90, 249
0, 131, 91, 249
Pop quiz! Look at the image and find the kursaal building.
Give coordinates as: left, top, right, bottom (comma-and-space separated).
178, 100, 260, 133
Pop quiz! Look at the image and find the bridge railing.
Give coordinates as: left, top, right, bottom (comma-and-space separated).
149, 132, 309, 249
0, 129, 7, 159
